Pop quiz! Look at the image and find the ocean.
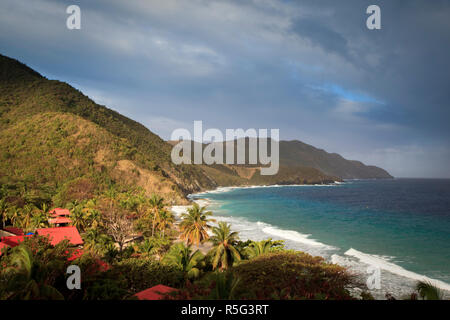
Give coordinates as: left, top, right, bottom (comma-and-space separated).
187, 179, 450, 299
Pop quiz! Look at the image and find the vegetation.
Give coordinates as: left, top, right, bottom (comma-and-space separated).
179, 203, 214, 245
415, 281, 444, 300
0, 54, 425, 301
0, 236, 74, 300
246, 238, 285, 259
163, 243, 205, 280
209, 222, 241, 270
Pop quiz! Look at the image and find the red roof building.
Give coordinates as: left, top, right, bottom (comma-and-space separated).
1, 235, 32, 247
134, 285, 177, 300
36, 226, 83, 246
50, 208, 71, 217
49, 217, 72, 225
3, 226, 24, 236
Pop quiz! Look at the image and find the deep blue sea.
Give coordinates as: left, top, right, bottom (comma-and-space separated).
189, 179, 450, 297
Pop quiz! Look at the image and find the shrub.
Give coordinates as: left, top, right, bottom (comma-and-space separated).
231, 251, 355, 300
109, 258, 184, 294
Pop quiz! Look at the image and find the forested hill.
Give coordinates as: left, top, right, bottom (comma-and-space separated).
279, 140, 392, 179
0, 54, 390, 208
0, 54, 217, 206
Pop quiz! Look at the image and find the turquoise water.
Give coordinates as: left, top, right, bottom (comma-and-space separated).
190, 179, 450, 296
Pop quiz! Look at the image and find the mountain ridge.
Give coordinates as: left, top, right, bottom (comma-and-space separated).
0, 53, 391, 207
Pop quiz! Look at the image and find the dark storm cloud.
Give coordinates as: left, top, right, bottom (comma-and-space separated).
0, 0, 449, 177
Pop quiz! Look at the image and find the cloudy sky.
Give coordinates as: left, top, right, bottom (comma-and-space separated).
1, 0, 450, 178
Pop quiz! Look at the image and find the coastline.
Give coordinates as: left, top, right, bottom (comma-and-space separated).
172, 183, 450, 299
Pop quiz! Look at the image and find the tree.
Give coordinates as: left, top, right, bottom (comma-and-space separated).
208, 272, 240, 300
0, 239, 68, 300
416, 281, 443, 300
163, 242, 204, 279
246, 239, 285, 259
0, 198, 8, 229
157, 209, 174, 237
134, 238, 157, 258
148, 194, 165, 237
70, 206, 87, 232
83, 228, 114, 256
209, 222, 241, 270
180, 203, 214, 245
20, 204, 37, 233
101, 206, 135, 253
30, 211, 49, 229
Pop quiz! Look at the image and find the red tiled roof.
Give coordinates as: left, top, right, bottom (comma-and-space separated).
3, 226, 24, 235
36, 226, 83, 246
50, 208, 71, 217
49, 217, 72, 224
134, 285, 177, 300
0, 242, 9, 256
1, 235, 32, 247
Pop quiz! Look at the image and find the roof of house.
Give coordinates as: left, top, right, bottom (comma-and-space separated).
49, 217, 72, 224
1, 235, 32, 247
0, 242, 9, 256
3, 226, 24, 236
134, 285, 177, 300
50, 208, 71, 217
36, 226, 83, 246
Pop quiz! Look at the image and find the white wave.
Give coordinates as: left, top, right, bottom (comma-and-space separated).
193, 199, 210, 207
261, 226, 334, 248
345, 248, 450, 292
189, 182, 345, 197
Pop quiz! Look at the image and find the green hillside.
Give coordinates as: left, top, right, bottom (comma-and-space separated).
279, 140, 392, 179
0, 54, 217, 206
0, 53, 389, 208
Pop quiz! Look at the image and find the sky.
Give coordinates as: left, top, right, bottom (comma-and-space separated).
1, 0, 450, 178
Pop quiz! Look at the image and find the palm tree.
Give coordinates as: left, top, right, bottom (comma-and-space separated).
0, 246, 64, 300
416, 281, 443, 300
163, 242, 204, 279
208, 271, 240, 300
30, 211, 49, 229
21, 204, 37, 233
157, 209, 174, 237
209, 222, 241, 270
39, 203, 49, 216
82, 199, 101, 229
148, 194, 165, 237
70, 206, 87, 232
246, 238, 284, 259
7, 206, 19, 227
135, 238, 157, 257
180, 203, 214, 245
83, 228, 113, 255
0, 198, 8, 229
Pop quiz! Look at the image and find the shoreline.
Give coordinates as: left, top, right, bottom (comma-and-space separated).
172, 183, 450, 299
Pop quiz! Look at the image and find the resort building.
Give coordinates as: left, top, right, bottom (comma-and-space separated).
36, 226, 83, 246
134, 285, 177, 300
49, 208, 72, 226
